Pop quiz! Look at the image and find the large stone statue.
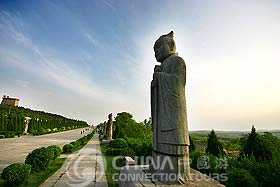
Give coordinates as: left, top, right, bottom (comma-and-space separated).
106, 113, 113, 140
151, 31, 190, 184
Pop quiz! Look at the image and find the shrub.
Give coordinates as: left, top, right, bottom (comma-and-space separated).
15, 132, 22, 137
78, 137, 88, 145
190, 150, 206, 170
106, 147, 135, 157
120, 147, 135, 157
109, 138, 128, 148
47, 145, 62, 160
3, 132, 15, 138
63, 144, 74, 154
226, 167, 258, 187
126, 138, 142, 155
70, 141, 80, 148
227, 156, 280, 187
140, 139, 152, 156
25, 147, 51, 172
1, 163, 31, 186
76, 138, 84, 145
62, 132, 93, 154
125, 138, 152, 156
106, 148, 122, 156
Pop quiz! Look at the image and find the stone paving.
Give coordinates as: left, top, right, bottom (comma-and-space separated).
0, 128, 91, 172
40, 134, 108, 187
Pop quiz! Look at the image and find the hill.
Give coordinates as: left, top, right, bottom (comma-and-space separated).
191, 130, 280, 138
0, 105, 88, 137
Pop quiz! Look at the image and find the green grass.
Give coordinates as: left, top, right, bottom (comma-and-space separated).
191, 133, 241, 152
0, 179, 5, 187
101, 144, 119, 187
0, 158, 66, 187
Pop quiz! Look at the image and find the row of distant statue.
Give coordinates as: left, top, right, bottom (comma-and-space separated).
96, 113, 113, 140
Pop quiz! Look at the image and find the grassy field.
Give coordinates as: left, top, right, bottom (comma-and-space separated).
191, 133, 241, 152
191, 130, 280, 138
0, 158, 66, 187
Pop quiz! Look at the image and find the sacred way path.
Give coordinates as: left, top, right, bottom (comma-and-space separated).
40, 134, 107, 187
0, 128, 91, 172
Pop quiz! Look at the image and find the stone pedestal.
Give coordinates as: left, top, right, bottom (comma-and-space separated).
151, 149, 190, 184
119, 165, 225, 187
101, 139, 111, 145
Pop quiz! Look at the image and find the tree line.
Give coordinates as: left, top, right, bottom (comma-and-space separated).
98, 111, 279, 186
191, 126, 280, 187
0, 105, 88, 136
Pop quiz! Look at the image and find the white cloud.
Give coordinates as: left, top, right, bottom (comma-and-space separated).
1, 1, 280, 130
83, 32, 98, 46
0, 11, 138, 125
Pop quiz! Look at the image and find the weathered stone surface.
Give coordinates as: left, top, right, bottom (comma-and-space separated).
119, 165, 225, 187
101, 139, 111, 145
106, 113, 113, 140
151, 31, 190, 184
23, 117, 31, 134
124, 156, 136, 165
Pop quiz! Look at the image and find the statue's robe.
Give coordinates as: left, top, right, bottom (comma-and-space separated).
151, 53, 189, 156
106, 114, 113, 140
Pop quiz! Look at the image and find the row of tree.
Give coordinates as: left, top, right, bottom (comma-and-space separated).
197, 126, 280, 187
0, 114, 25, 132
205, 126, 279, 161
0, 105, 88, 135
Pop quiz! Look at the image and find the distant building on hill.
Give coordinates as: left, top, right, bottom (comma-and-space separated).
1, 95, 19, 107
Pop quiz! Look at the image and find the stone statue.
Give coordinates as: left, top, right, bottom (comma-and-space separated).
151, 31, 190, 184
102, 121, 106, 135
106, 113, 113, 140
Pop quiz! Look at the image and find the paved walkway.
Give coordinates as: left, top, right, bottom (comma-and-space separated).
41, 134, 108, 187
0, 128, 91, 172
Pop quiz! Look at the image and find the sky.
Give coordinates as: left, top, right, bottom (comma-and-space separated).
0, 0, 280, 131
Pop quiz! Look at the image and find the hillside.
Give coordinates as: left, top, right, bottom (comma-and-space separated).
191, 130, 280, 138
0, 105, 88, 137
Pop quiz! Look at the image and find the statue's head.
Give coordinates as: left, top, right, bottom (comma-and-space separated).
154, 31, 176, 62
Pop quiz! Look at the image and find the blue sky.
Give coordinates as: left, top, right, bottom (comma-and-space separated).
0, 0, 280, 130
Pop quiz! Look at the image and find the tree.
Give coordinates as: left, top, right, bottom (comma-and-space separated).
206, 129, 223, 156
242, 126, 273, 161
113, 112, 134, 139
189, 135, 196, 152
112, 112, 152, 140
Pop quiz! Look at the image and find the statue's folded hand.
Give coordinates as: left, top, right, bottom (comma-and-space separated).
154, 65, 161, 72
153, 72, 160, 80
151, 79, 158, 87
